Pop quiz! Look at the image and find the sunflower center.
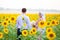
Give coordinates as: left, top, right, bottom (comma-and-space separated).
47, 23, 50, 25
31, 31, 32, 33
40, 22, 44, 25
5, 30, 7, 32
48, 29, 50, 32
6, 18, 8, 21
52, 21, 55, 24
11, 17, 14, 20
49, 34, 54, 37
4, 22, 6, 25
24, 32, 26, 34
0, 22, 1, 24
0, 22, 1, 23
33, 29, 35, 32
56, 22, 58, 24
0, 34, 1, 36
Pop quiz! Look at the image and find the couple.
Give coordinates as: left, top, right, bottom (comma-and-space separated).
16, 8, 45, 40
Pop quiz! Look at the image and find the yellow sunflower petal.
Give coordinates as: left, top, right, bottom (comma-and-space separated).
29, 30, 33, 35
51, 20, 56, 26
46, 27, 53, 34
38, 20, 46, 29
0, 32, 3, 39
22, 30, 28, 36
46, 32, 56, 40
46, 22, 51, 27
2, 21, 8, 27
31, 27, 37, 35
4, 28, 9, 34
10, 16, 16, 24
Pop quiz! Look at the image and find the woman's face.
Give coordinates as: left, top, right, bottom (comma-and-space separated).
39, 13, 42, 18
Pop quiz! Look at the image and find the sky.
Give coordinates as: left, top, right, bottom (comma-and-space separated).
0, 0, 60, 10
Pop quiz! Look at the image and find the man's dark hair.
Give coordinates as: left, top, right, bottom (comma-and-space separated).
22, 8, 26, 13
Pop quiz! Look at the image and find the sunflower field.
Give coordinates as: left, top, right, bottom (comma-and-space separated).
0, 13, 60, 40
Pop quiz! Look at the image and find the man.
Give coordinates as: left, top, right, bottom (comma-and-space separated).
16, 8, 32, 40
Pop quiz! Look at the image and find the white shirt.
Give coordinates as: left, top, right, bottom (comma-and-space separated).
16, 14, 32, 29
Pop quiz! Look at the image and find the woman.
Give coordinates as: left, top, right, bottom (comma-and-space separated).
34, 12, 46, 40
31, 12, 46, 40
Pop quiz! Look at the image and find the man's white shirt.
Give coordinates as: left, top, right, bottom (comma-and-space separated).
16, 14, 32, 29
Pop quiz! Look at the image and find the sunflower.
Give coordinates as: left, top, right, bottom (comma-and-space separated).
46, 22, 51, 27
46, 28, 53, 33
2, 21, 8, 27
51, 20, 56, 26
38, 20, 46, 29
29, 30, 33, 35
31, 27, 37, 35
5, 17, 11, 24
10, 16, 16, 23
0, 32, 3, 39
22, 30, 28, 36
55, 21, 59, 25
5, 17, 9, 21
46, 32, 56, 40
4, 28, 9, 34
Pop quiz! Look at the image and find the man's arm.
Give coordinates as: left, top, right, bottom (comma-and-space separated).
26, 17, 32, 29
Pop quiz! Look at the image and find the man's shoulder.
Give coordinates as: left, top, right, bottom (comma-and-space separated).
17, 15, 29, 19
17, 15, 22, 19
25, 16, 29, 19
